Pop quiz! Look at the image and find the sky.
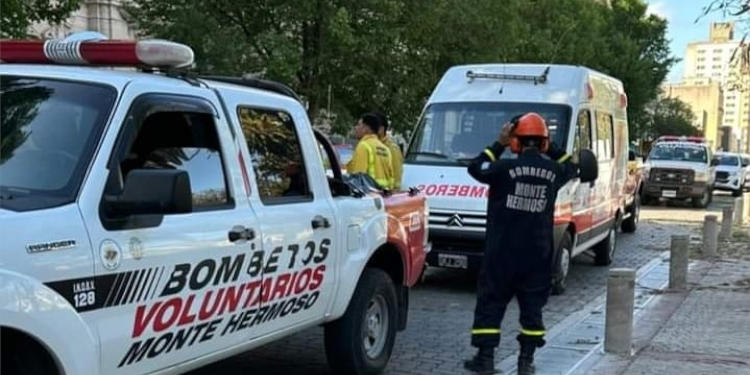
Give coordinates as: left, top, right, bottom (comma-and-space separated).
644, 0, 737, 83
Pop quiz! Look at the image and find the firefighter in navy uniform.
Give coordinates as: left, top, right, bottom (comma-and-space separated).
463, 113, 578, 375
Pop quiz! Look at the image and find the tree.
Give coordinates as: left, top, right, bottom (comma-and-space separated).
125, 0, 674, 139
1, 0, 82, 38
643, 97, 701, 139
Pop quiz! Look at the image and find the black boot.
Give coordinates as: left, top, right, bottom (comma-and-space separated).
517, 343, 536, 375
463, 347, 497, 374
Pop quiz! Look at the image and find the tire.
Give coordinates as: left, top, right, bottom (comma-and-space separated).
594, 223, 617, 266
551, 232, 573, 296
1, 328, 59, 375
621, 194, 640, 233
732, 187, 742, 197
325, 268, 398, 375
692, 188, 712, 208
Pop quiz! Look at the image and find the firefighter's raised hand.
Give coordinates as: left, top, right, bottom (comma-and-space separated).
498, 122, 513, 146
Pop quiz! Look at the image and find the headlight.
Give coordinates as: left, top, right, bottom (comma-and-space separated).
695, 171, 708, 182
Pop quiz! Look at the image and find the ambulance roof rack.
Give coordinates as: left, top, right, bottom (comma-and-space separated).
466, 66, 550, 85
200, 75, 302, 102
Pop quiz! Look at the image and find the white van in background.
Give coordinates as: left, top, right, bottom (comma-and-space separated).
403, 64, 635, 294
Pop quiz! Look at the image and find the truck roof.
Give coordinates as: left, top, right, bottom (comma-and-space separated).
428, 64, 624, 107
1, 64, 303, 105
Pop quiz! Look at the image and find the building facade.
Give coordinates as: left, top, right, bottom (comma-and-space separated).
682, 22, 749, 151
662, 79, 723, 149
30, 0, 135, 40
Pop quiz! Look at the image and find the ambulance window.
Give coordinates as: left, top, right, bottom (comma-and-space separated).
119, 111, 232, 211
573, 110, 592, 161
238, 107, 313, 204
595, 112, 614, 160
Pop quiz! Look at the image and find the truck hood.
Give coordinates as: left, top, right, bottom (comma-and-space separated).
402, 163, 487, 213
646, 160, 708, 173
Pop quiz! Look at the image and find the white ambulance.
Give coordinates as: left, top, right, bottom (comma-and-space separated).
403, 64, 634, 294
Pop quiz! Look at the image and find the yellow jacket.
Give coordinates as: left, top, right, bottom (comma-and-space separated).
347, 134, 395, 189
382, 136, 403, 190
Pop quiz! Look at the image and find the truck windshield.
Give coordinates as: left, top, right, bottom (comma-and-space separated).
406, 102, 571, 165
716, 155, 739, 166
648, 144, 707, 163
0, 76, 116, 211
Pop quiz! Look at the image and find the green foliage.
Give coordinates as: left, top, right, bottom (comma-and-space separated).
1, 0, 82, 38
644, 97, 701, 138
124, 0, 675, 139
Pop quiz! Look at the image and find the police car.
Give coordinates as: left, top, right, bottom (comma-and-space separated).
403, 64, 633, 295
0, 33, 428, 375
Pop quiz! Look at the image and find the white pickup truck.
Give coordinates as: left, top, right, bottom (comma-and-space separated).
0, 37, 428, 375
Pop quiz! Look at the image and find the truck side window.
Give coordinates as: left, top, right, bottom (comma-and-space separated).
595, 111, 614, 160
574, 110, 592, 161
120, 112, 231, 210
238, 107, 312, 204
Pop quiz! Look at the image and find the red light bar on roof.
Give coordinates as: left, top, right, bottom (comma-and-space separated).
0, 37, 194, 68
655, 136, 707, 144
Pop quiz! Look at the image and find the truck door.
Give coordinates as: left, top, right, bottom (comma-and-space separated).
592, 111, 616, 236
77, 84, 263, 374
231, 103, 338, 337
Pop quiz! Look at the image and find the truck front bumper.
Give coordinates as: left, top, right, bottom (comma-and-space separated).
714, 178, 742, 191
644, 181, 708, 199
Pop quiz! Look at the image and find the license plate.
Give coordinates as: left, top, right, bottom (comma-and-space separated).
438, 254, 468, 269
662, 190, 677, 198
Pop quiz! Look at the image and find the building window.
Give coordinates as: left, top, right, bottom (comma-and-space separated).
712, 65, 721, 69
697, 65, 705, 70
713, 56, 722, 61
698, 57, 706, 62
698, 49, 706, 54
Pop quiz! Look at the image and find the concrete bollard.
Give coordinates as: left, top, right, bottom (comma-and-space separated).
703, 215, 719, 257
734, 197, 744, 226
669, 235, 689, 290
720, 206, 733, 241
605, 268, 636, 355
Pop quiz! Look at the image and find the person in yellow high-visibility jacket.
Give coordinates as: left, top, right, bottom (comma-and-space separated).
375, 112, 404, 191
347, 113, 395, 189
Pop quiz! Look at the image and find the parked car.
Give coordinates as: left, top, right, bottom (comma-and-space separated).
713, 152, 747, 196
641, 136, 716, 207
402, 64, 622, 295
0, 35, 428, 375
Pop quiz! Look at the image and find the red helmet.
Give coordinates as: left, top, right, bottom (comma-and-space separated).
510, 112, 549, 153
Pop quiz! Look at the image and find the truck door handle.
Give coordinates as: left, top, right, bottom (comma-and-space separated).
228, 225, 255, 242
311, 215, 331, 230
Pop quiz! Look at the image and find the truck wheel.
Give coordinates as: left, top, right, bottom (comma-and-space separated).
594, 224, 617, 266
551, 232, 573, 295
325, 268, 398, 375
621, 195, 640, 233
732, 187, 743, 197
692, 188, 712, 208
1, 328, 59, 375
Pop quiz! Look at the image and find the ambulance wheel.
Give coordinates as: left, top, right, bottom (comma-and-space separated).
594, 224, 617, 266
621, 195, 640, 233
551, 232, 573, 295
325, 268, 398, 375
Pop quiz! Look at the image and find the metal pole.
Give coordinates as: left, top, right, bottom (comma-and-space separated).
669, 235, 689, 290
604, 268, 636, 355
720, 206, 733, 241
703, 215, 719, 257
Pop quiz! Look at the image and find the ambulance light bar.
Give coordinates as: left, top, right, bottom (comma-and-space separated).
0, 37, 194, 68
466, 66, 550, 85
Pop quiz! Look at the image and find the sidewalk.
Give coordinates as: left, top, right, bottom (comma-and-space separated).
573, 229, 750, 375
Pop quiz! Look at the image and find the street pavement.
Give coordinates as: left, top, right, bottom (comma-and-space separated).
189, 194, 741, 375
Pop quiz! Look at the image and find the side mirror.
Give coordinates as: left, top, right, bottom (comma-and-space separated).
628, 150, 637, 161
106, 169, 192, 216
578, 149, 598, 183
711, 158, 719, 167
